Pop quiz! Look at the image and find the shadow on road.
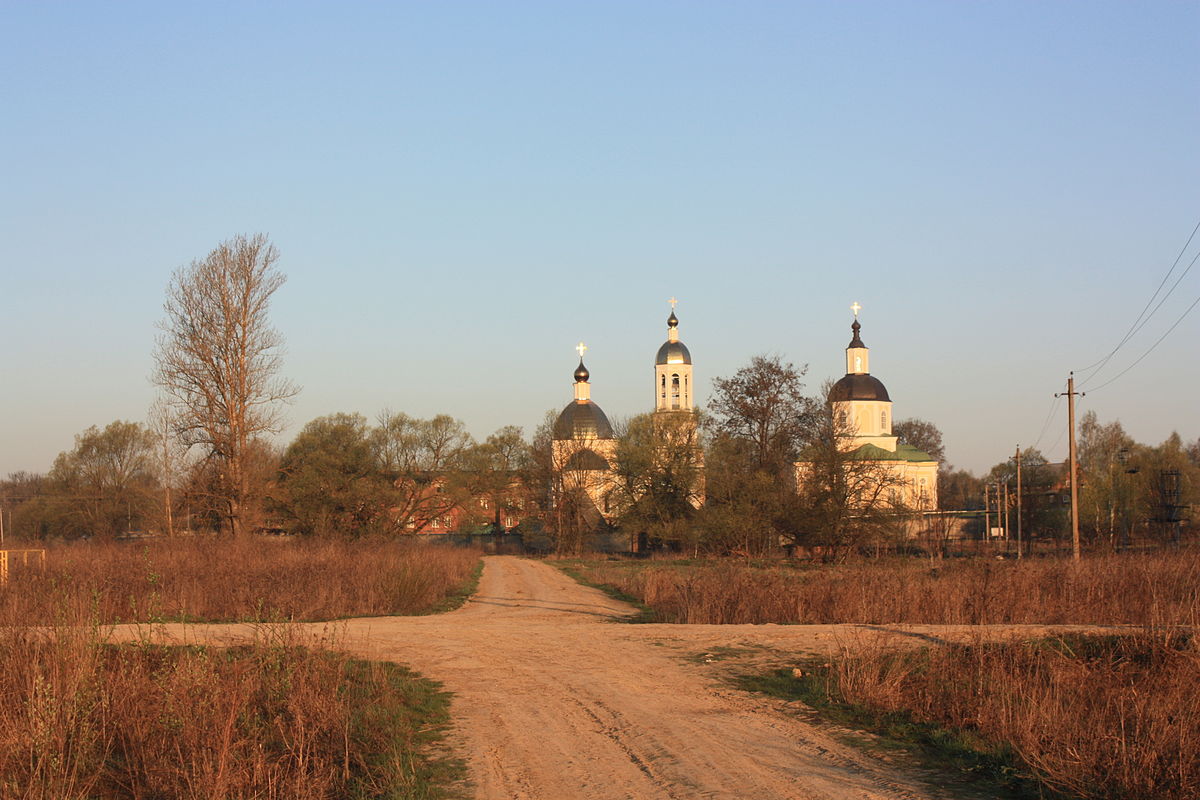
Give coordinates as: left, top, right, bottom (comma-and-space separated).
470, 595, 630, 619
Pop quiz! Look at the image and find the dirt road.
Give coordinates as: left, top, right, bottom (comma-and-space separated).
125, 556, 1103, 799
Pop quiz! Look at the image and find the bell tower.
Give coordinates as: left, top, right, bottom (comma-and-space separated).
654, 298, 694, 412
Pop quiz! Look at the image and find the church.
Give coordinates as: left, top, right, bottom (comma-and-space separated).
807, 306, 939, 510
549, 301, 938, 537
551, 303, 698, 523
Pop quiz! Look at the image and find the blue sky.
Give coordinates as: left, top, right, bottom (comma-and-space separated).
2, 1, 1197, 476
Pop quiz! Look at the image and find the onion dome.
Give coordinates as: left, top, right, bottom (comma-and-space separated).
829, 373, 891, 402
656, 309, 692, 365
553, 402, 614, 440
554, 350, 614, 440
848, 319, 865, 348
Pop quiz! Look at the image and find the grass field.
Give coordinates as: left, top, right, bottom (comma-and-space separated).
565, 551, 1200, 799
0, 538, 480, 799
0, 537, 481, 624
564, 550, 1200, 627
744, 632, 1199, 800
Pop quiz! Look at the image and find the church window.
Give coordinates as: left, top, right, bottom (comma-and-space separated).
881, 410, 887, 430
671, 374, 681, 408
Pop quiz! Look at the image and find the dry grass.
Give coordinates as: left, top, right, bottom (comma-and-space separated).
0, 624, 461, 800
0, 538, 477, 798
0, 537, 482, 624
570, 550, 1200, 626
823, 633, 1200, 799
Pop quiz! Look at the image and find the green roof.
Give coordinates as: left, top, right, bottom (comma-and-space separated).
849, 443, 937, 463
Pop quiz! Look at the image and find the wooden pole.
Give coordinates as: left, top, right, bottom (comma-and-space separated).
1003, 481, 1010, 547
1064, 374, 1082, 560
983, 483, 991, 547
1015, 446, 1023, 559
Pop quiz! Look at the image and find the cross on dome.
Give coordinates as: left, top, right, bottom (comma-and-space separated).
576, 341, 588, 359
851, 301, 862, 319
669, 296, 678, 309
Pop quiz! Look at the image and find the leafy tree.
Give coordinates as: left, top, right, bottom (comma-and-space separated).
892, 418, 945, 462
694, 433, 781, 555
464, 426, 532, 531
47, 421, 157, 539
938, 468, 981, 511
1076, 411, 1135, 544
277, 413, 392, 537
0, 472, 47, 541
153, 234, 298, 537
612, 412, 705, 551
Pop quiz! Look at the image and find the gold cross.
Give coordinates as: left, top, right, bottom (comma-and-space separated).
576, 341, 588, 358
669, 296, 678, 309
851, 301, 862, 318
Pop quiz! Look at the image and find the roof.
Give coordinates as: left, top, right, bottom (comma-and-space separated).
655, 340, 692, 366
829, 373, 891, 402
553, 400, 615, 440
849, 443, 938, 463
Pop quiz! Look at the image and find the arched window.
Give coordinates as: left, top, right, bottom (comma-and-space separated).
881, 410, 887, 431
671, 374, 681, 408
661, 374, 666, 401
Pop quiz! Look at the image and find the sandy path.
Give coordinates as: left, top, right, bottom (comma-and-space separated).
115, 556, 1114, 800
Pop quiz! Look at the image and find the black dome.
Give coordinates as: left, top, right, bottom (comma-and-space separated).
829, 373, 891, 402
655, 340, 692, 365
553, 401, 615, 440
574, 359, 590, 382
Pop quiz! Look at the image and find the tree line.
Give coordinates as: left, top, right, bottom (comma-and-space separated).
2, 234, 1195, 555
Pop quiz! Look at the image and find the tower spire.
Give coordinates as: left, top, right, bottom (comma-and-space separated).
846, 304, 868, 374
573, 342, 591, 401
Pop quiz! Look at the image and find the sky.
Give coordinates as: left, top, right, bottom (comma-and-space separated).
2, 1, 1198, 477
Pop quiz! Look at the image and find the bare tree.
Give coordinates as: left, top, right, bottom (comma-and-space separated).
369, 411, 477, 534
707, 355, 816, 473
153, 234, 298, 537
789, 384, 910, 560
147, 399, 191, 536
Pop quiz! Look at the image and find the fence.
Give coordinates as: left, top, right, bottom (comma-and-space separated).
0, 549, 46, 585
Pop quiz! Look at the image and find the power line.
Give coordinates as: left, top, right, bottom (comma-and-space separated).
1076, 215, 1200, 381
1086, 289, 1200, 393
1081, 247, 1200, 390
1029, 395, 1062, 452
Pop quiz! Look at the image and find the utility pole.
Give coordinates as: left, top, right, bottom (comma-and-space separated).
1003, 481, 1010, 547
1057, 374, 1084, 561
1015, 446, 1023, 559
983, 483, 991, 546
